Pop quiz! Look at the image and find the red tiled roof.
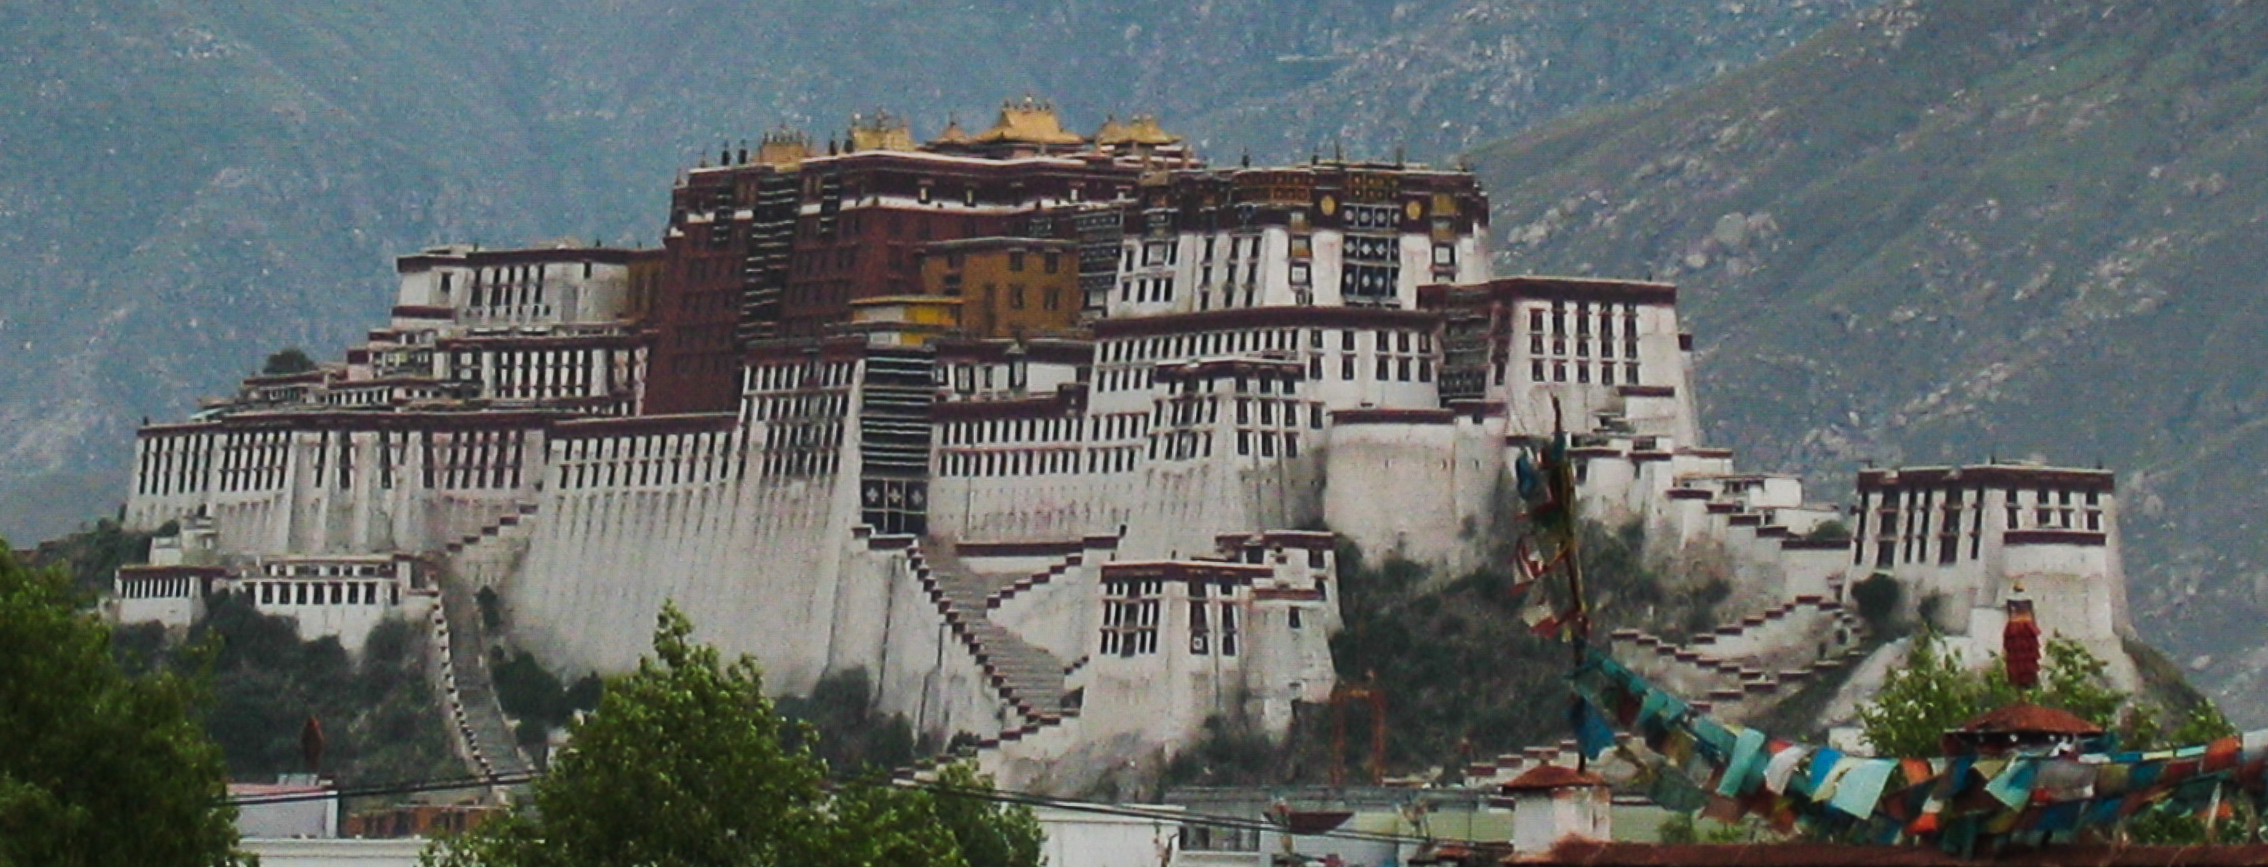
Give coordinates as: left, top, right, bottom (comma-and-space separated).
1957, 703, 2103, 736
1500, 764, 1606, 792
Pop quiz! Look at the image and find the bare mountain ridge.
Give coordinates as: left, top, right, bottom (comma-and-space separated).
1467, 0, 2268, 723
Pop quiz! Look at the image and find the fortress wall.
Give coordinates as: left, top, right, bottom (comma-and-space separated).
1619, 392, 1688, 441
1322, 416, 1488, 569
1126, 453, 1326, 561
506, 415, 856, 693
2001, 542, 2117, 645
931, 396, 1138, 544
127, 429, 215, 529
1772, 505, 1841, 537
1575, 451, 1642, 526
1239, 594, 1337, 734
128, 421, 550, 557
934, 470, 1132, 543
1777, 542, 1851, 600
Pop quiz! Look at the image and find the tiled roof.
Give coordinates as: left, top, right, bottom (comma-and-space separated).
1956, 702, 2103, 736
1500, 764, 1606, 791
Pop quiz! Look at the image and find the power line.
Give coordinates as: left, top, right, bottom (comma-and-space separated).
227, 768, 1502, 847
229, 771, 535, 805
898, 776, 1462, 847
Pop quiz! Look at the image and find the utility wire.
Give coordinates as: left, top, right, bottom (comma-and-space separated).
227, 767, 1506, 847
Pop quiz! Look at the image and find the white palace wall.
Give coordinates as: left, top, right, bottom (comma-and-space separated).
505, 402, 864, 694
128, 419, 549, 558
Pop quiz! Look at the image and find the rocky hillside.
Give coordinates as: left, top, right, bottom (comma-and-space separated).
0, 0, 1867, 541
1467, 0, 2268, 724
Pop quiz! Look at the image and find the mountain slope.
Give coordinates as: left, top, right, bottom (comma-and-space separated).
0, 0, 1866, 541
1467, 0, 2268, 723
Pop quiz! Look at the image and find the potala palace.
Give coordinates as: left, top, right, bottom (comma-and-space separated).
111, 100, 2138, 792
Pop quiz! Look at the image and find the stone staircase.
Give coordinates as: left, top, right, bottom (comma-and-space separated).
441, 500, 539, 587
430, 571, 533, 792
985, 552, 1085, 611
906, 543, 1073, 735
1606, 587, 1867, 722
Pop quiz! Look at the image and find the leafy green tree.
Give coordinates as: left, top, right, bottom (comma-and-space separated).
0, 543, 240, 866
1657, 812, 1698, 843
1858, 630, 2151, 758
1848, 573, 1903, 634
927, 762, 1045, 867
775, 667, 920, 776
1803, 520, 1852, 543
426, 603, 1039, 867
141, 592, 458, 788
261, 347, 318, 375
25, 518, 155, 596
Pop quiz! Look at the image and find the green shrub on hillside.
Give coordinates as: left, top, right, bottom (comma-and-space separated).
154, 592, 459, 788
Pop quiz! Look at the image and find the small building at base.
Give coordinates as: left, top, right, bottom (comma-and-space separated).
1495, 765, 1612, 855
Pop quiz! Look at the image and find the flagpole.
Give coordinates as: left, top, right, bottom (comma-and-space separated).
1551, 397, 1592, 772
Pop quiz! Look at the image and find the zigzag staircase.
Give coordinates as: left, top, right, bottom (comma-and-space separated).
441, 500, 540, 587
985, 552, 1084, 611
879, 540, 1082, 781
911, 544, 1072, 732
428, 570, 534, 794
1606, 578, 1866, 720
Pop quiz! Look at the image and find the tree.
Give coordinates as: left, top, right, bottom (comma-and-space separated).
261, 347, 317, 375
774, 667, 920, 776
927, 762, 1044, 867
426, 604, 1041, 867
0, 544, 240, 866
1803, 519, 1852, 543
1857, 630, 2130, 759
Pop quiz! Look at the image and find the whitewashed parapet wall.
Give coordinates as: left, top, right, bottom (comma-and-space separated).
127, 414, 553, 557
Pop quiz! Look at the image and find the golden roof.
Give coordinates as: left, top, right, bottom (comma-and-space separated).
846, 112, 915, 153
755, 127, 811, 166
930, 116, 970, 145
975, 96, 1085, 145
1092, 115, 1130, 144
1098, 113, 1180, 146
